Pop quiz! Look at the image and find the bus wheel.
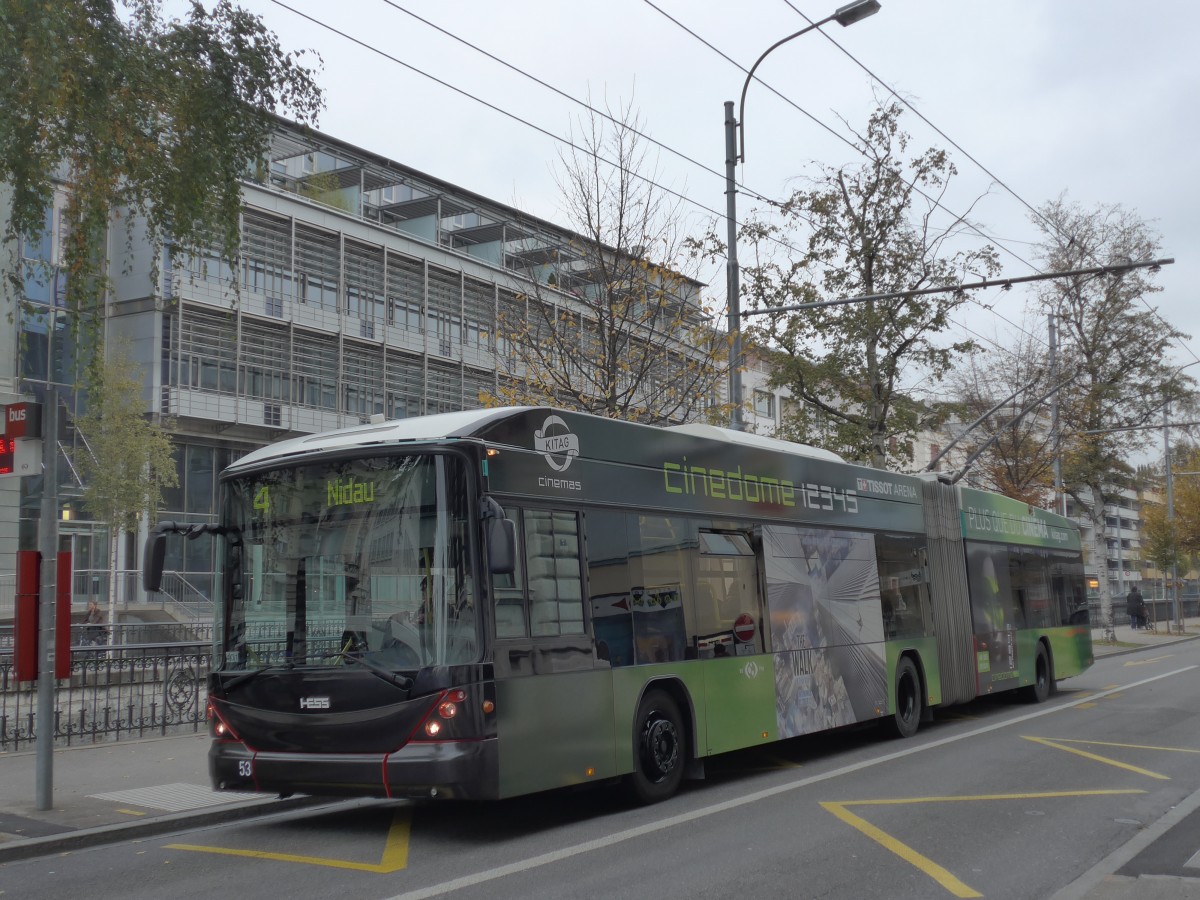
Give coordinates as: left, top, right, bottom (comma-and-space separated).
1021, 645, 1052, 703
887, 657, 922, 739
629, 689, 686, 804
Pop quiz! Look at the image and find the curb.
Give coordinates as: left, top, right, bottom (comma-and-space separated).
1091, 632, 1199, 659
0, 795, 331, 864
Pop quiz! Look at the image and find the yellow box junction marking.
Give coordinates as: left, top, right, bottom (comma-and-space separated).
821, 790, 1144, 899
166, 809, 411, 873
1022, 735, 1200, 780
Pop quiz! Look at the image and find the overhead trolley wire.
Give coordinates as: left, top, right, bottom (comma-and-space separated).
270, 0, 820, 266
779, 0, 1197, 365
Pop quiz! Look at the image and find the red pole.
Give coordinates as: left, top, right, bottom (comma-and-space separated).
55, 551, 72, 679
14, 550, 41, 682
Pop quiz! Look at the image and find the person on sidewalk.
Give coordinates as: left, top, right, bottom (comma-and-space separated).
1126, 585, 1146, 630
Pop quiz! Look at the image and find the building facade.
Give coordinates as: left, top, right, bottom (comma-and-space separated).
1, 118, 714, 610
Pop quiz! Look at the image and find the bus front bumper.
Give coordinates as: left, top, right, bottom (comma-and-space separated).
210, 737, 499, 801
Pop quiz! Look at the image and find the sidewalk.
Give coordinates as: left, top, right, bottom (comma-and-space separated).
0, 731, 323, 863
1090, 612, 1200, 658
2, 618, 1197, 867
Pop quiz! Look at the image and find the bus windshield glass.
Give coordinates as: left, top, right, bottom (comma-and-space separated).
216, 453, 478, 672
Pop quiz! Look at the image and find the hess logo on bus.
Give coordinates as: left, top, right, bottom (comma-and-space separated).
299, 696, 331, 710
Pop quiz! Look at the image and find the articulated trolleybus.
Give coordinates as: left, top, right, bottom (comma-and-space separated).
144, 407, 1093, 804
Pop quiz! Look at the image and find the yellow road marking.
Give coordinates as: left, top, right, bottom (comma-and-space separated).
822, 790, 1143, 899
1023, 736, 1170, 779
1033, 737, 1200, 755
116, 809, 147, 817
822, 800, 981, 898
1124, 655, 1173, 666
1075, 702, 1098, 708
166, 809, 411, 873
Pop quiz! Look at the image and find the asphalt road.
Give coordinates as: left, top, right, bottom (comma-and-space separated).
2, 641, 1197, 900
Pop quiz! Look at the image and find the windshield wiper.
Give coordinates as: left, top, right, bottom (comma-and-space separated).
221, 661, 294, 693
321, 650, 414, 691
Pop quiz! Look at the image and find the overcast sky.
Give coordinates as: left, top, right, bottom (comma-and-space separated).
236, 0, 1198, 376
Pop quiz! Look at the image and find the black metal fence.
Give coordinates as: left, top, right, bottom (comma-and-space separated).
1088, 596, 1200, 629
0, 641, 210, 751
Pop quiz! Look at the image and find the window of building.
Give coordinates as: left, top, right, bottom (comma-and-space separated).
753, 389, 775, 419
427, 266, 462, 352
345, 239, 385, 324
292, 330, 338, 410
386, 252, 424, 333
385, 351, 423, 419
294, 223, 340, 310
342, 341, 385, 417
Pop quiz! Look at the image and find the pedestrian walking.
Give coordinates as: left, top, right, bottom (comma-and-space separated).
83, 597, 106, 645
1125, 585, 1145, 630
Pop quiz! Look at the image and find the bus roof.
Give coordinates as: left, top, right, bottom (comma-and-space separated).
227, 407, 846, 474
221, 407, 1078, 545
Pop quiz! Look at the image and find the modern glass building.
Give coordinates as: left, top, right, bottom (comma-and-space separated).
1, 116, 715, 612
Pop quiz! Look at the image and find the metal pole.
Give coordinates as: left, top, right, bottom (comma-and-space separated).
1049, 315, 1065, 516
1164, 393, 1181, 632
35, 387, 58, 810
724, 100, 743, 431
724, 2, 881, 432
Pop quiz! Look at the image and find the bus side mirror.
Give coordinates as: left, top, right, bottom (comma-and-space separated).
142, 520, 179, 592
487, 516, 516, 576
143, 532, 166, 592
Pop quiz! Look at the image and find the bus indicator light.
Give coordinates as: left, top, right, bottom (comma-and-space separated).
481, 699, 495, 714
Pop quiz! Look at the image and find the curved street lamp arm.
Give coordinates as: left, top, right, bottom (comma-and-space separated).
736, 17, 834, 163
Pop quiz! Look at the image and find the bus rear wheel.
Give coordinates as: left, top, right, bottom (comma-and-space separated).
1020, 645, 1052, 703
887, 656, 922, 739
629, 689, 686, 804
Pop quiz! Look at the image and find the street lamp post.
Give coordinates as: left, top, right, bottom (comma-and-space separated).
724, 0, 881, 430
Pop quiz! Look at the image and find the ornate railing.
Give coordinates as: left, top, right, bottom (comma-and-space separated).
0, 642, 209, 751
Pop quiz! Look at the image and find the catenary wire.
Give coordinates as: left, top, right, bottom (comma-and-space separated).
270, 0, 821, 266
780, 0, 1198, 367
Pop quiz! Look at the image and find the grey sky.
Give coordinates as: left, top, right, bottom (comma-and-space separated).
240, 0, 1198, 373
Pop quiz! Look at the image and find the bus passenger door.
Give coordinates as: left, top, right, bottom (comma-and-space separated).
490, 507, 616, 797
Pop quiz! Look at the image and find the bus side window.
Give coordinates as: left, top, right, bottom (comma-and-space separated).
492, 508, 527, 638
524, 509, 584, 636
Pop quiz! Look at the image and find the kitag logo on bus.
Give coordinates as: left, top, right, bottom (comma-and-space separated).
534, 415, 579, 472
533, 415, 583, 492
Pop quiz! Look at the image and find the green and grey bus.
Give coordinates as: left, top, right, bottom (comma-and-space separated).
144, 407, 1093, 803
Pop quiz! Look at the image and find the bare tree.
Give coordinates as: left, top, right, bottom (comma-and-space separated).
488, 98, 723, 424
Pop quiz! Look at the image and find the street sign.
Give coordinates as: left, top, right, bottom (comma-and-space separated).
1, 402, 44, 478
733, 613, 756, 643
4, 401, 43, 438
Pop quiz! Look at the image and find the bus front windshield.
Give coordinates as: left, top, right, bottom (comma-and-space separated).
216, 453, 478, 672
